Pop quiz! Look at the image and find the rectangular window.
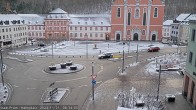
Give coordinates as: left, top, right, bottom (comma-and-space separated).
70, 27, 72, 30
95, 33, 98, 37
117, 8, 121, 17
85, 27, 87, 30
95, 27, 98, 31
90, 27, 92, 30
106, 27, 108, 31
80, 33, 82, 37
192, 29, 195, 41
154, 7, 158, 18
75, 27, 77, 30
90, 33, 92, 37
75, 33, 77, 37
80, 27, 82, 30
100, 33, 103, 37
101, 27, 103, 31
2, 29, 4, 32
189, 52, 193, 64
70, 33, 72, 37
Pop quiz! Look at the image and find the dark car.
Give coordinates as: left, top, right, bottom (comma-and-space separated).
98, 52, 113, 59
38, 43, 45, 47
148, 47, 160, 52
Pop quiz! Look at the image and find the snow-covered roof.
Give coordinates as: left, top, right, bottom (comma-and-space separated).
185, 14, 196, 21
46, 14, 70, 19
163, 20, 173, 26
0, 14, 25, 26
176, 13, 191, 21
18, 14, 45, 25
49, 8, 68, 14
69, 14, 111, 26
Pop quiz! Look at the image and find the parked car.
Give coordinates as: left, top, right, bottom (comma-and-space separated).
148, 47, 160, 52
38, 43, 45, 47
98, 52, 113, 59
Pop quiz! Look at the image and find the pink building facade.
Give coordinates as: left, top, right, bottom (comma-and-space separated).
111, 0, 165, 41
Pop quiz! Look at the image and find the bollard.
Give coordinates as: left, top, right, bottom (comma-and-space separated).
3, 96, 6, 98
4, 91, 7, 93
1, 101, 3, 104
73, 56, 74, 58
66, 56, 67, 58
80, 56, 81, 58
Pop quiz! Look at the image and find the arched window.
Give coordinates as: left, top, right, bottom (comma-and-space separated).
128, 12, 131, 25
134, 8, 140, 19
143, 13, 146, 25
154, 7, 158, 18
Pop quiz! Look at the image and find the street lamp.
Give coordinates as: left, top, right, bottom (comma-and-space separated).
85, 34, 88, 59
48, 33, 54, 59
128, 37, 131, 54
0, 49, 4, 86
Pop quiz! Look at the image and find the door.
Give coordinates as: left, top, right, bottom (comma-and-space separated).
152, 34, 156, 41
133, 33, 139, 41
116, 33, 120, 41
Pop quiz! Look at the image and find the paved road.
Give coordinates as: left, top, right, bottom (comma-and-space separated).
2, 46, 188, 110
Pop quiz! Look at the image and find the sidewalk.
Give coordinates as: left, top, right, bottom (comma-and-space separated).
83, 61, 193, 110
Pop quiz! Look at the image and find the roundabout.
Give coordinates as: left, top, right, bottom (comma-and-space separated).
44, 61, 84, 74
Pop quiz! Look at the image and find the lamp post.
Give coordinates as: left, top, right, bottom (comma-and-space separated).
85, 34, 88, 59
157, 65, 161, 101
128, 37, 131, 54
49, 33, 53, 59
0, 49, 4, 86
136, 44, 139, 63
122, 43, 125, 73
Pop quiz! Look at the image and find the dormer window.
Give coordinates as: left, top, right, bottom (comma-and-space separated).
78, 22, 80, 24
85, 22, 87, 24
101, 22, 103, 25
93, 22, 95, 25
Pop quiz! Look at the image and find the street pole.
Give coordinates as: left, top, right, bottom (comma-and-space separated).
128, 37, 131, 54
92, 62, 95, 100
52, 41, 53, 59
86, 35, 88, 59
122, 47, 125, 73
0, 49, 4, 86
136, 44, 139, 63
157, 65, 161, 101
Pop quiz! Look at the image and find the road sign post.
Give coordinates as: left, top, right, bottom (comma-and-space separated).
91, 62, 96, 101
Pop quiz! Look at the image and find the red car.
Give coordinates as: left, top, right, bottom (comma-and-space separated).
148, 47, 160, 52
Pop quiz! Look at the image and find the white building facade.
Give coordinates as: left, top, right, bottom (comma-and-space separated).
69, 15, 111, 40
162, 20, 173, 43
0, 14, 28, 48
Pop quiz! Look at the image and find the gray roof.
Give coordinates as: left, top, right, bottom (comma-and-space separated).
49, 8, 68, 14
69, 14, 111, 26
163, 20, 173, 26
176, 13, 191, 21
18, 14, 45, 25
0, 14, 25, 26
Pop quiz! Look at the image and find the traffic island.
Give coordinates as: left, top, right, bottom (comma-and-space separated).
44, 62, 84, 74
0, 83, 10, 105
42, 88, 70, 103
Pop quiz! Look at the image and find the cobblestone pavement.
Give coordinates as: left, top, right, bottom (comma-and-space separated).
83, 60, 193, 110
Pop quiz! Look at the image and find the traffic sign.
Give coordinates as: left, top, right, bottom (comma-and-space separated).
91, 75, 97, 79
92, 80, 96, 85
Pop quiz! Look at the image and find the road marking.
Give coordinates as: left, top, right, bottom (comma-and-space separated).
96, 81, 103, 84
27, 88, 36, 90
97, 66, 103, 75
78, 85, 88, 88
13, 85, 19, 88
56, 76, 88, 83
